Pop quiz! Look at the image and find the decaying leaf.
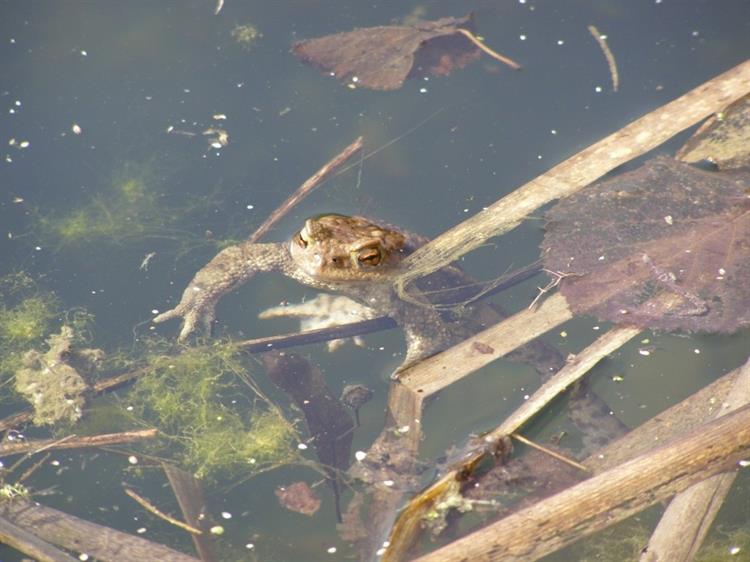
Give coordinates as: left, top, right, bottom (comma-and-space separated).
676, 93, 750, 170
542, 157, 750, 333
275, 481, 321, 516
292, 14, 518, 91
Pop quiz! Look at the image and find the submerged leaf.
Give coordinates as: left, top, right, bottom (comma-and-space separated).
542, 157, 750, 333
676, 93, 750, 170
292, 15, 494, 90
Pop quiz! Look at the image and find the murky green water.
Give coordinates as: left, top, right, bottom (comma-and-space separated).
1, 1, 749, 561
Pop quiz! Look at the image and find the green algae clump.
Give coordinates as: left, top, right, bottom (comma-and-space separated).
0, 295, 58, 345
15, 326, 101, 426
36, 160, 165, 248
231, 23, 263, 49
0, 274, 61, 386
131, 342, 299, 479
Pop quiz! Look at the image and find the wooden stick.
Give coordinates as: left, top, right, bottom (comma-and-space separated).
0, 429, 158, 456
640, 355, 750, 562
0, 515, 78, 562
588, 25, 619, 91
394, 59, 750, 301
0, 499, 200, 562
124, 487, 203, 535
413, 403, 750, 562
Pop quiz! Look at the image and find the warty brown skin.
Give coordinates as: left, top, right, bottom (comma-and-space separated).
153, 214, 451, 374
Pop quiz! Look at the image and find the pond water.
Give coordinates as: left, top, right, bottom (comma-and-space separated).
1, 1, 749, 561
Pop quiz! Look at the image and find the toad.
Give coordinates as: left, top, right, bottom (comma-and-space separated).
153, 214, 454, 374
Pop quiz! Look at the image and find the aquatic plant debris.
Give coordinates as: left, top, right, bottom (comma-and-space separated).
291, 14, 520, 91
15, 326, 103, 426
275, 481, 321, 516
542, 156, 750, 333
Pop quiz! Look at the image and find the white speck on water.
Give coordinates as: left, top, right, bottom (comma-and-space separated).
297, 443, 308, 450
128, 456, 138, 465
694, 348, 701, 354
355, 450, 367, 461
327, 547, 337, 554
519, 34, 527, 41
595, 86, 603, 93
221, 511, 232, 519
246, 204, 254, 210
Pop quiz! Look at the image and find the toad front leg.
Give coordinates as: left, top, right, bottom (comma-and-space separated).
153, 242, 288, 341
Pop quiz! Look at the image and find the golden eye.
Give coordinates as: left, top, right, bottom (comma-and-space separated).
294, 232, 308, 248
357, 248, 381, 266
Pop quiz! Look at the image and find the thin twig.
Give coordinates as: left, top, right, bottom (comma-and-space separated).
511, 433, 590, 473
124, 487, 203, 535
248, 137, 363, 243
17, 452, 51, 484
0, 429, 158, 456
456, 28, 522, 70
588, 25, 619, 91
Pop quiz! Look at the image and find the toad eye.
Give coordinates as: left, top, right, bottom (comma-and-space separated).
357, 247, 382, 266
293, 232, 308, 248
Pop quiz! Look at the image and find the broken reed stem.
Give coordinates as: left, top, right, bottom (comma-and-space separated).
124, 487, 203, 536
395, 59, 750, 302
384, 319, 634, 560
248, 136, 363, 243
639, 354, 750, 562
491, 325, 642, 437
0, 516, 78, 562
415, 403, 750, 562
456, 28, 522, 70
510, 433, 590, 473
588, 25, 619, 91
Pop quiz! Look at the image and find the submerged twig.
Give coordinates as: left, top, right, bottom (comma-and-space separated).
248, 137, 363, 243
511, 433, 590, 473
124, 487, 203, 535
455, 28, 521, 70
588, 25, 619, 91
0, 429, 158, 456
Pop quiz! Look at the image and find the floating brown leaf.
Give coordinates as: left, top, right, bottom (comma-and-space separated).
292, 15, 519, 91
542, 157, 750, 333
275, 481, 321, 516
676, 93, 750, 170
